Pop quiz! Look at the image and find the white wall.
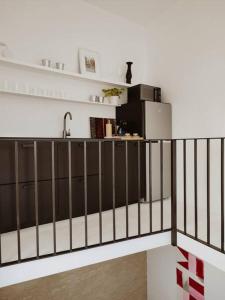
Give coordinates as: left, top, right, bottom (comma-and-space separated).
205, 261, 225, 299
145, 2, 225, 299
147, 245, 177, 300
0, 0, 149, 137
146, 0, 225, 138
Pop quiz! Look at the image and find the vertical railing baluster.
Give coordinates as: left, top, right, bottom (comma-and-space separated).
34, 141, 39, 258
68, 141, 72, 252
207, 139, 211, 245
98, 141, 102, 244
0, 217, 1, 265
160, 140, 164, 230
221, 138, 224, 252
0, 133, 1, 261
137, 141, 141, 236
51, 141, 56, 255
183, 139, 187, 234
84, 141, 88, 248
15, 141, 21, 262
194, 139, 198, 239
112, 141, 116, 241
171, 140, 177, 246
125, 141, 129, 238
149, 141, 152, 233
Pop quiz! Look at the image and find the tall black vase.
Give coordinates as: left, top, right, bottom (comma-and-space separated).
126, 61, 133, 84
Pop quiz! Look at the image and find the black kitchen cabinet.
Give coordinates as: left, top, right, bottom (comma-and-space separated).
0, 141, 15, 185
102, 141, 146, 211
0, 182, 37, 233
37, 181, 53, 225
57, 141, 99, 178
0, 139, 146, 234
56, 175, 99, 221
0, 180, 53, 233
0, 184, 17, 233
20, 180, 53, 228
19, 182, 36, 229
0, 141, 53, 185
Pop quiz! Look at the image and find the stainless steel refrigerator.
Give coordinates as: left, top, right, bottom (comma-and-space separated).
145, 101, 172, 201
116, 85, 172, 201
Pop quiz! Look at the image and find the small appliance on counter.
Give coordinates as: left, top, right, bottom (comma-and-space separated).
128, 84, 161, 103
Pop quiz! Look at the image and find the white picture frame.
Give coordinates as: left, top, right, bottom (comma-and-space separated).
79, 48, 100, 78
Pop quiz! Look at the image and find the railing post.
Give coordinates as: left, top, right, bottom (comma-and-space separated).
171, 139, 177, 246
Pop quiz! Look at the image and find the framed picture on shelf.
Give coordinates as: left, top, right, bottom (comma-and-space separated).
79, 48, 100, 78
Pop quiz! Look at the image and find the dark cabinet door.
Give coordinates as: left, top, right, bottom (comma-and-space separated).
102, 141, 126, 211
0, 141, 52, 185
0, 180, 53, 233
57, 142, 99, 179
19, 182, 35, 229
0, 141, 15, 185
56, 175, 99, 221
0, 184, 16, 233
20, 180, 53, 228
18, 141, 52, 183
38, 181, 53, 225
102, 141, 146, 211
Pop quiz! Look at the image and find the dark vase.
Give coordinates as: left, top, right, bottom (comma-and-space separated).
126, 61, 133, 84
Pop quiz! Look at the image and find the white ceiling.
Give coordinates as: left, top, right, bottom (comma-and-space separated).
83, 0, 178, 28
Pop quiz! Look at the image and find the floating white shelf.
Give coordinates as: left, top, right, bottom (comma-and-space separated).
0, 57, 132, 88
0, 89, 121, 107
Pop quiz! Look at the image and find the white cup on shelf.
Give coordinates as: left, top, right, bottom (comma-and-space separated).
0, 80, 5, 91
43, 89, 49, 97
36, 87, 42, 96
14, 82, 20, 93
2, 80, 9, 91
29, 86, 35, 95
47, 89, 54, 97
21, 83, 29, 94
7, 80, 15, 92
56, 90, 64, 99
61, 91, 67, 99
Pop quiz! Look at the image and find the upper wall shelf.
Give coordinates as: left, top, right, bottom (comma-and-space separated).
0, 89, 121, 107
0, 57, 132, 88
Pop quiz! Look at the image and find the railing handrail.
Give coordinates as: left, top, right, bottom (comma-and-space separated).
0, 136, 225, 143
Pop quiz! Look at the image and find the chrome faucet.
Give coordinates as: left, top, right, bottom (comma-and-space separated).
63, 112, 72, 138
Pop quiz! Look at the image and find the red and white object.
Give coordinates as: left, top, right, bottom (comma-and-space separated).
177, 247, 205, 300
178, 247, 204, 280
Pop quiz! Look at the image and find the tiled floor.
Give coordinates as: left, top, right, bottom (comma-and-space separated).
1, 200, 171, 263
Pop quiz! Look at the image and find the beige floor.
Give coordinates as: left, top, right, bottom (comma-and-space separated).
0, 252, 147, 300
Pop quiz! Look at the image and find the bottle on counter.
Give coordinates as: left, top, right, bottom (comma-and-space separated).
106, 120, 112, 138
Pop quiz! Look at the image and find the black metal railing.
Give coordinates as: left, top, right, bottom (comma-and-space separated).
175, 137, 225, 253
0, 138, 172, 267
1, 137, 224, 267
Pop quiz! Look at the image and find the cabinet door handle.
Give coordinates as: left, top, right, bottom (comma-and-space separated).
22, 143, 34, 148
115, 142, 124, 147
22, 183, 34, 189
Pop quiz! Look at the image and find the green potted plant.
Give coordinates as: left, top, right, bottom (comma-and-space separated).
102, 88, 124, 105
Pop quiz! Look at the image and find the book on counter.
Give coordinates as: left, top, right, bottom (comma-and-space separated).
90, 117, 117, 138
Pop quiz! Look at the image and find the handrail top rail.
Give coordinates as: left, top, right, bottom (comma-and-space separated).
0, 137, 224, 142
